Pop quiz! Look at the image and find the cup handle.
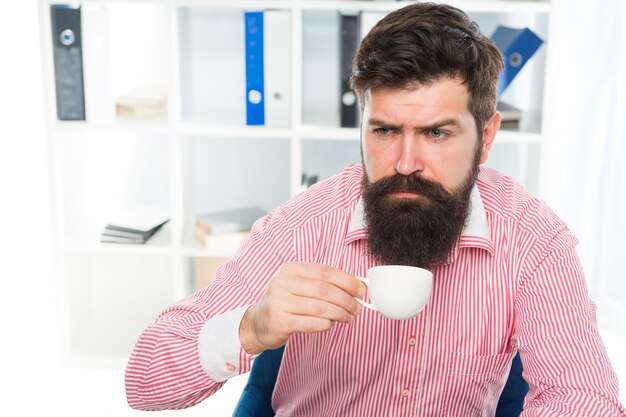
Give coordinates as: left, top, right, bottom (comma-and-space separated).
355, 276, 376, 311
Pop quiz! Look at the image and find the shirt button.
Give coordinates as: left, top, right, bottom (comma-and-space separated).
225, 363, 237, 373
408, 337, 417, 346
402, 389, 410, 397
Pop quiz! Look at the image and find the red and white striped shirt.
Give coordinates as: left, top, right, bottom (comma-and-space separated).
125, 164, 625, 416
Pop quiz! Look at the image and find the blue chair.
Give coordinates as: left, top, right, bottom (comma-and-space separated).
232, 347, 528, 416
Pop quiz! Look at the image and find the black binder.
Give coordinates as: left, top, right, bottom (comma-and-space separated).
339, 14, 359, 128
50, 4, 85, 121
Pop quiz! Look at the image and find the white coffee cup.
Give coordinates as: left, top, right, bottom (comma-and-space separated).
356, 265, 433, 320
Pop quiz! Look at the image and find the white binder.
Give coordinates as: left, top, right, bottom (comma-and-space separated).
264, 10, 291, 128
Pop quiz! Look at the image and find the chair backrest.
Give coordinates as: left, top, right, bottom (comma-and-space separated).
231, 346, 284, 417
232, 347, 528, 417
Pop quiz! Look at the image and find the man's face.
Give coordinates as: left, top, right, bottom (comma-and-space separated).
360, 78, 499, 268
361, 78, 495, 193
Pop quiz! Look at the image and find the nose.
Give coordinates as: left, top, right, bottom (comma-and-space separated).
395, 136, 424, 176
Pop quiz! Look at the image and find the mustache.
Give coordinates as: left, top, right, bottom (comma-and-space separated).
368, 173, 453, 203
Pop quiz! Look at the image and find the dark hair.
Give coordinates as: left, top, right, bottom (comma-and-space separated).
350, 2, 504, 133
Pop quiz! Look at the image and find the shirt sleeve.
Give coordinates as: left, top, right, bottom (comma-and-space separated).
198, 305, 253, 382
515, 227, 626, 416
124, 210, 295, 411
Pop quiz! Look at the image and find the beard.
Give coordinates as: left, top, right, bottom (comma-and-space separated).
362, 151, 481, 269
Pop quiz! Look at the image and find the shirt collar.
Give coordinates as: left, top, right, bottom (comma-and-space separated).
345, 184, 494, 257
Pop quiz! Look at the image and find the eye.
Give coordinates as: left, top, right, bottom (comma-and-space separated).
373, 127, 393, 136
429, 129, 448, 140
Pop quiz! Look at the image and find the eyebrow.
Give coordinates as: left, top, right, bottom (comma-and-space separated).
368, 117, 461, 130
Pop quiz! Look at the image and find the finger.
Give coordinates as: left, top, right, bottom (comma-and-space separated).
291, 263, 366, 298
282, 295, 355, 323
285, 314, 334, 335
286, 276, 362, 315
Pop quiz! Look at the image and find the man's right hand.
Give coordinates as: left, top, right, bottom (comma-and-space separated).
238, 262, 365, 355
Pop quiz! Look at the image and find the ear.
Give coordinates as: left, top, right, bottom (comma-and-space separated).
479, 111, 500, 164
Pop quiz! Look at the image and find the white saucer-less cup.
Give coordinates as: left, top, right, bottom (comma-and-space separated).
356, 265, 433, 320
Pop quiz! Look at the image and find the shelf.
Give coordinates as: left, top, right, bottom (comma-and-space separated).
49, 123, 542, 144
41, 0, 552, 12
495, 130, 542, 144
177, 122, 292, 139
107, 0, 294, 8
301, 0, 552, 13
300, 125, 360, 141
51, 120, 172, 136
62, 226, 174, 256
42, 0, 554, 366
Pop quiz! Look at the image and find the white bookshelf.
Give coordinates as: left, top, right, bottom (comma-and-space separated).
39, 0, 556, 365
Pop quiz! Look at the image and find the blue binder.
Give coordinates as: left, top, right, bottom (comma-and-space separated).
491, 26, 544, 97
244, 11, 265, 126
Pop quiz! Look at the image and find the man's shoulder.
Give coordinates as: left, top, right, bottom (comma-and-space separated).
477, 166, 568, 237
274, 164, 363, 230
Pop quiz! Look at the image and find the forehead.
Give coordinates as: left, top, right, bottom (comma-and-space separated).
362, 78, 473, 128
364, 78, 470, 112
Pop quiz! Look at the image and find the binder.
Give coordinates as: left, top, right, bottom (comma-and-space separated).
244, 11, 265, 126
339, 13, 360, 128
264, 10, 291, 128
491, 26, 544, 97
50, 4, 86, 121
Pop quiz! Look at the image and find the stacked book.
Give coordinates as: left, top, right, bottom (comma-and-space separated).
116, 84, 167, 119
194, 206, 266, 249
101, 206, 169, 245
497, 101, 522, 130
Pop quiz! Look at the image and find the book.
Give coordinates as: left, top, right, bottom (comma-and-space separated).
50, 4, 86, 121
105, 205, 169, 232
102, 226, 156, 240
194, 225, 251, 251
115, 84, 167, 119
196, 206, 266, 235
100, 205, 169, 244
245, 11, 265, 125
101, 224, 165, 244
100, 234, 146, 245
497, 101, 522, 121
264, 10, 291, 128
491, 26, 544, 98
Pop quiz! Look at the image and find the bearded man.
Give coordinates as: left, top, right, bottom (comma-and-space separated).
126, 3, 625, 416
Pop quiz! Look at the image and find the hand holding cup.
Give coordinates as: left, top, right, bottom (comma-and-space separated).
355, 265, 433, 320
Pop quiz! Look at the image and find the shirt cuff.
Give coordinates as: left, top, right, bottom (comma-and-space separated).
198, 305, 256, 382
